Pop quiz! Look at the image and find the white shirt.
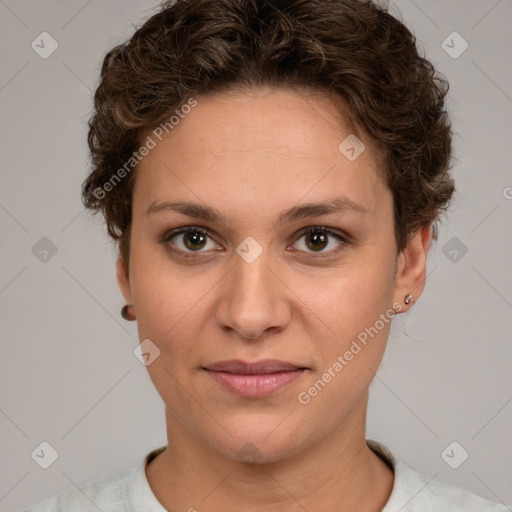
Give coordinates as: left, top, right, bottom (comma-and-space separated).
21, 439, 509, 511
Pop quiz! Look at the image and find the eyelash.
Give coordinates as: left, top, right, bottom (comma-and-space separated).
162, 225, 350, 260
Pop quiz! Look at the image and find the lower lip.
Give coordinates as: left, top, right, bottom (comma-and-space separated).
204, 369, 304, 398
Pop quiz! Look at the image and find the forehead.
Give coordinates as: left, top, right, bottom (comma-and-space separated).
150, 87, 379, 161
133, 87, 388, 222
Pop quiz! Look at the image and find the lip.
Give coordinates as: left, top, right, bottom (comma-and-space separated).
202, 359, 306, 398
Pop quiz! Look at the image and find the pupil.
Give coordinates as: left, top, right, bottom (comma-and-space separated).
185, 231, 206, 250
306, 231, 327, 251
182, 230, 329, 252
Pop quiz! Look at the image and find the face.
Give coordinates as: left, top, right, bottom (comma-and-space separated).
117, 87, 427, 463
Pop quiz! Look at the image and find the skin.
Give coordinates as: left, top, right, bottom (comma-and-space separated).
116, 86, 431, 511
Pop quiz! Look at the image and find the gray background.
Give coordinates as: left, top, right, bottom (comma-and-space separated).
1, 0, 511, 510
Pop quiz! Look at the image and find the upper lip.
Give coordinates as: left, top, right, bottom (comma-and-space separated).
203, 359, 305, 375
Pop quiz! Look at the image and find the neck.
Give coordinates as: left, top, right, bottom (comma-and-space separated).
146, 395, 394, 512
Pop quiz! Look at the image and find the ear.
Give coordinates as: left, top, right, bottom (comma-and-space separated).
116, 256, 133, 304
393, 225, 432, 311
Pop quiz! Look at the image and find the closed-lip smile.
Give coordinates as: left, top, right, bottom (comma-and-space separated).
202, 359, 307, 397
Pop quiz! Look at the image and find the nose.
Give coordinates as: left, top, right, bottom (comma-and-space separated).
215, 244, 291, 341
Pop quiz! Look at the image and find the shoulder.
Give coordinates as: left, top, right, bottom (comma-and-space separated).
388, 459, 510, 512
367, 439, 510, 512
19, 465, 134, 512
19, 446, 167, 512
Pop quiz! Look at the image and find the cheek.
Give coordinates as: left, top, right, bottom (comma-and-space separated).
303, 259, 395, 351
131, 274, 206, 348
294, 272, 395, 420
128, 239, 206, 334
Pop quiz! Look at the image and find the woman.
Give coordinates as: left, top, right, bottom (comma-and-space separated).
22, 0, 508, 510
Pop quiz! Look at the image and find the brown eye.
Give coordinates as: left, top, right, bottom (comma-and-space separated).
293, 226, 347, 256
182, 230, 207, 251
304, 230, 328, 251
164, 226, 220, 256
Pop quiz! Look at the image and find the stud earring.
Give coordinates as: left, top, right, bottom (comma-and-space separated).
121, 304, 135, 321
404, 293, 415, 305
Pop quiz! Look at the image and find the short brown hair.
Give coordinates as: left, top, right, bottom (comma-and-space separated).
82, 0, 454, 264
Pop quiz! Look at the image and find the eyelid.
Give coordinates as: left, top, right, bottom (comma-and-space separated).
289, 225, 349, 258
162, 225, 350, 259
162, 225, 216, 242
162, 225, 221, 259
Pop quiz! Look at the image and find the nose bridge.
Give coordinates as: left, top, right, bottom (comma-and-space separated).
216, 237, 290, 339
233, 240, 274, 297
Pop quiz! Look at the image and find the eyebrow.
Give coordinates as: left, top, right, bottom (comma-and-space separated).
146, 196, 368, 225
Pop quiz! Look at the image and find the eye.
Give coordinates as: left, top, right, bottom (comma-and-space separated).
163, 226, 220, 258
162, 225, 349, 260
291, 226, 348, 256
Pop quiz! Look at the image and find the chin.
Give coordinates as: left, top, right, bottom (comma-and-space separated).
202, 420, 311, 465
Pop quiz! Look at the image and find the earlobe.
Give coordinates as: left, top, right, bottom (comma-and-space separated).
392, 225, 432, 311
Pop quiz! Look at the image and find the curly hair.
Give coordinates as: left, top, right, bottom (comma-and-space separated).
82, 0, 454, 264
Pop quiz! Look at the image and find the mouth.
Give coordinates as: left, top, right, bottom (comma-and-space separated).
202, 359, 307, 398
